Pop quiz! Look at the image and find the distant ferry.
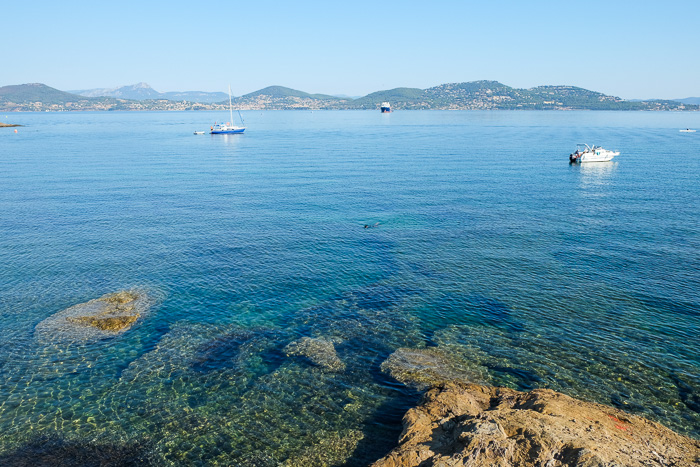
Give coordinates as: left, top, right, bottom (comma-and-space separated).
380, 102, 392, 113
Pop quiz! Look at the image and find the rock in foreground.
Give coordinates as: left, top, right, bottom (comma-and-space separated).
35, 290, 151, 343
372, 382, 700, 467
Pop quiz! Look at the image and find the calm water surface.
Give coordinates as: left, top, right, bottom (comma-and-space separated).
1, 110, 699, 464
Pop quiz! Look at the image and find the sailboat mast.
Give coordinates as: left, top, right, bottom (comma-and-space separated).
228, 85, 233, 125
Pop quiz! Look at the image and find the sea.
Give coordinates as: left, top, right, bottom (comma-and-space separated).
1, 110, 698, 465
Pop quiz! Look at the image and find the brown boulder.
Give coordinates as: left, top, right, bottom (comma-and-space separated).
372, 382, 700, 467
35, 290, 151, 343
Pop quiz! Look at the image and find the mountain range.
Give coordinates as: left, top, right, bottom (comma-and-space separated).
1, 82, 697, 112
672, 97, 700, 105
68, 82, 229, 103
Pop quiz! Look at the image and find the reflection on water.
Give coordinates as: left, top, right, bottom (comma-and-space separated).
208, 133, 244, 147
578, 161, 617, 188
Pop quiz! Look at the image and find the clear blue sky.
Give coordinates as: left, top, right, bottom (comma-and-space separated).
3, 0, 698, 99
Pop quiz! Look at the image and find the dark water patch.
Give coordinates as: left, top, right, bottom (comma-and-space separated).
332, 283, 421, 312
339, 389, 421, 467
669, 372, 700, 414
610, 392, 647, 413
357, 236, 401, 278
0, 435, 153, 467
190, 327, 288, 376
434, 293, 525, 334
636, 293, 700, 318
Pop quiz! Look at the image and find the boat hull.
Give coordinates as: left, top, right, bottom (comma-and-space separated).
210, 128, 245, 134
579, 151, 618, 163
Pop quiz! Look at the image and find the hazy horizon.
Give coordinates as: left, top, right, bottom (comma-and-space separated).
4, 0, 699, 100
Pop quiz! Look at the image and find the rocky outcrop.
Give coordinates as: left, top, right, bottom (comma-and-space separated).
372, 382, 700, 467
35, 290, 151, 343
284, 336, 345, 372
380, 347, 487, 390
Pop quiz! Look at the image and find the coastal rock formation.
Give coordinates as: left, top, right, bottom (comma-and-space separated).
35, 290, 151, 343
380, 347, 488, 390
284, 336, 345, 372
371, 382, 700, 467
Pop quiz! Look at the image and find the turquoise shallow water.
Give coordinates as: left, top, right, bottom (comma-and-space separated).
1, 110, 699, 464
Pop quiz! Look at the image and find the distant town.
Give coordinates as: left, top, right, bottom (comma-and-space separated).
0, 81, 697, 112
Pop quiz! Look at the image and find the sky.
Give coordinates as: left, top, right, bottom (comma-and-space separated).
3, 0, 699, 99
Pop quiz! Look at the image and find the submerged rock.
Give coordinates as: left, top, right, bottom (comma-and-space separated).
284, 336, 345, 372
380, 347, 488, 390
35, 290, 152, 343
0, 435, 151, 467
372, 382, 700, 467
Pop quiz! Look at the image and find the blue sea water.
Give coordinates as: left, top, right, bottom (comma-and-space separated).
1, 110, 699, 464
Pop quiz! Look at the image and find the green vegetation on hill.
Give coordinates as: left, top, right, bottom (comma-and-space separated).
1, 81, 697, 112
345, 81, 698, 111
0, 83, 88, 105
241, 86, 341, 101
351, 87, 426, 109
0, 84, 218, 112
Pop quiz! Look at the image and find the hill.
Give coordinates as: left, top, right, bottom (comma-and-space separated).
2, 82, 697, 111
351, 87, 426, 109
0, 83, 92, 106
70, 82, 161, 99
0, 83, 223, 111
674, 97, 700, 105
349, 81, 696, 111
241, 85, 338, 101
69, 83, 229, 103
231, 86, 348, 109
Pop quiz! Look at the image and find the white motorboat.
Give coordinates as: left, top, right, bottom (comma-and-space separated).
569, 144, 618, 163
679, 128, 696, 133
194, 131, 205, 135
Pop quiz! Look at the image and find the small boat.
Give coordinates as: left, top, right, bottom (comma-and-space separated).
211, 85, 245, 135
569, 144, 619, 163
679, 128, 696, 133
194, 131, 205, 135
380, 102, 392, 113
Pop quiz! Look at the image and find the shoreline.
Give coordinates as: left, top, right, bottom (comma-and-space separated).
0, 122, 22, 127
372, 381, 700, 466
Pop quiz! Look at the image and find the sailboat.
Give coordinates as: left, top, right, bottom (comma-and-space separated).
210, 85, 245, 134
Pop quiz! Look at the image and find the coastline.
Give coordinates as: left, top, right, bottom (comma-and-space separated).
372, 382, 700, 466
0, 122, 21, 127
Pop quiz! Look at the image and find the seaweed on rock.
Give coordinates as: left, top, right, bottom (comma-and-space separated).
34, 290, 154, 344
